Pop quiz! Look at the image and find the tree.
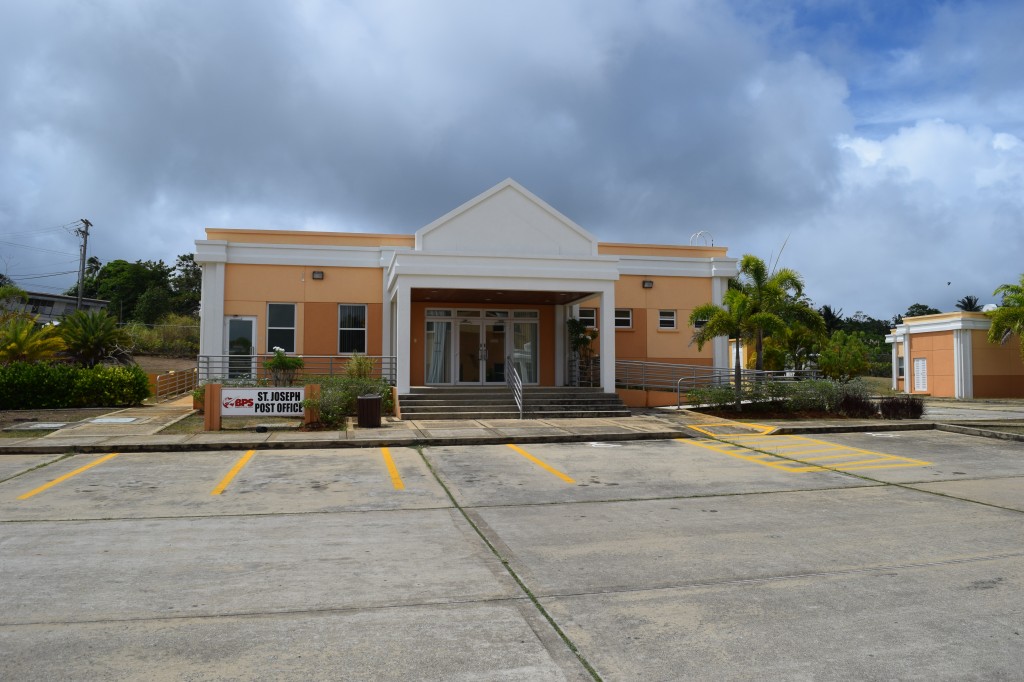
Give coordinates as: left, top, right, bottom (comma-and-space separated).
734, 254, 806, 371
0, 283, 29, 324
59, 310, 132, 368
0, 316, 65, 363
955, 295, 983, 312
68, 259, 174, 323
817, 331, 871, 383
690, 288, 784, 411
904, 303, 941, 318
819, 305, 844, 336
988, 274, 1024, 363
170, 253, 202, 316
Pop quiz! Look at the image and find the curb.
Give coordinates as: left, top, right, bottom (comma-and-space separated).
0, 428, 691, 455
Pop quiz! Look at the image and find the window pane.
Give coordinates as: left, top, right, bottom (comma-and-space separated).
339, 304, 366, 329
659, 310, 676, 329
268, 303, 295, 327
615, 309, 631, 327
267, 328, 295, 353
339, 329, 366, 354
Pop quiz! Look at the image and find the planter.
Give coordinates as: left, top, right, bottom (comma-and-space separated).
271, 369, 297, 386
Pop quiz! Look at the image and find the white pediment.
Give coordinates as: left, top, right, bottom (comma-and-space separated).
415, 179, 598, 257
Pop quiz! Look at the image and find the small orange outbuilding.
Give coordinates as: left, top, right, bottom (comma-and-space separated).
886, 312, 1024, 399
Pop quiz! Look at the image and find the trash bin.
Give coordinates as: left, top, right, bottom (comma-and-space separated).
356, 394, 382, 428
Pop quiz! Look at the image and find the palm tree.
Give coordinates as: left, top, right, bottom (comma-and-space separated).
0, 316, 65, 363
955, 295, 983, 312
988, 274, 1024, 363
818, 305, 845, 336
734, 254, 805, 370
689, 288, 786, 411
59, 310, 132, 368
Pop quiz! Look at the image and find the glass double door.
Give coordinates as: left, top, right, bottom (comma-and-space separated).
424, 310, 539, 386
458, 319, 506, 383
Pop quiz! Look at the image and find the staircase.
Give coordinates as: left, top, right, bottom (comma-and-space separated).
398, 386, 631, 421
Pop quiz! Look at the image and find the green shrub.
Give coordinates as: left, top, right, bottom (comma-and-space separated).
123, 314, 200, 357
305, 375, 394, 427
879, 394, 925, 419
0, 362, 151, 409
686, 385, 740, 411
788, 379, 840, 412
745, 380, 793, 409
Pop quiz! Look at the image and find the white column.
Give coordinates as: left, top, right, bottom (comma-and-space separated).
598, 283, 616, 393
198, 261, 225, 367
395, 282, 412, 393
890, 336, 900, 391
904, 334, 912, 394
554, 304, 566, 386
954, 329, 974, 399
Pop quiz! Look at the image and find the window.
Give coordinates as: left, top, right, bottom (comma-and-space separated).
614, 308, 632, 328
339, 304, 367, 354
659, 310, 676, 330
578, 308, 597, 328
267, 303, 296, 352
897, 356, 905, 378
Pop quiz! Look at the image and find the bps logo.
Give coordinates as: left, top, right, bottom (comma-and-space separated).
223, 397, 255, 409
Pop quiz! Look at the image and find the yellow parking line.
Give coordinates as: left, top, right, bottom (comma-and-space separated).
211, 450, 256, 495
835, 462, 932, 471
18, 452, 120, 500
506, 444, 575, 484
381, 447, 405, 490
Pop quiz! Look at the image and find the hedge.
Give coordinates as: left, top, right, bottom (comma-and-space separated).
0, 362, 151, 409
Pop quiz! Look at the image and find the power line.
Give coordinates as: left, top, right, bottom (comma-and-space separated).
13, 270, 80, 280
0, 239, 77, 256
0, 220, 82, 238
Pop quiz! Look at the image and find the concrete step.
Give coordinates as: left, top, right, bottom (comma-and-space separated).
398, 386, 630, 420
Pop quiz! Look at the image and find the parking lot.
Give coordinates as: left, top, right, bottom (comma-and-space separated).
1, 430, 1022, 680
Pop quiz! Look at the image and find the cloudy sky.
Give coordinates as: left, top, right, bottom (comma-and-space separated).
2, 0, 1021, 320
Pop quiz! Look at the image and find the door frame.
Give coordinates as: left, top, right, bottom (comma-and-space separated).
456, 318, 508, 385
224, 316, 258, 378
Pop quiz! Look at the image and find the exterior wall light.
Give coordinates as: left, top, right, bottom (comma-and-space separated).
311, 271, 325, 280
642, 280, 654, 289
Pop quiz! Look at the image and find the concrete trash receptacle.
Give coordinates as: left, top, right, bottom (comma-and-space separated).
357, 394, 382, 428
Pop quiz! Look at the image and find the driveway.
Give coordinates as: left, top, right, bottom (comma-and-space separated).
1, 431, 1021, 680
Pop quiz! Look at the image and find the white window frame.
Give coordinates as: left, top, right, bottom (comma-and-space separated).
338, 303, 368, 355
614, 308, 632, 329
267, 303, 296, 353
659, 310, 677, 330
578, 307, 597, 328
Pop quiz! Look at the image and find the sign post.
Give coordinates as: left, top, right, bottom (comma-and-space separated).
203, 384, 319, 431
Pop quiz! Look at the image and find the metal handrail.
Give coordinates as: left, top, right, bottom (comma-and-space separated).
197, 355, 397, 384
506, 354, 524, 419
614, 359, 818, 407
153, 368, 199, 401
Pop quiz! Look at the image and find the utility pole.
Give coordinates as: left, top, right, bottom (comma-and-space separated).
75, 218, 92, 311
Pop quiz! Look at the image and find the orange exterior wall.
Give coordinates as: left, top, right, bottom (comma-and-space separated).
223, 264, 383, 355
907, 331, 955, 397
971, 330, 1024, 398
580, 274, 714, 366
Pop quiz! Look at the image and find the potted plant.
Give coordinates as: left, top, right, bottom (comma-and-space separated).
264, 346, 304, 386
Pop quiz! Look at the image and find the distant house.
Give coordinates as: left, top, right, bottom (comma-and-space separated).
886, 312, 1024, 399
0, 291, 108, 325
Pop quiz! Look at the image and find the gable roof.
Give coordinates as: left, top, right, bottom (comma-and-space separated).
415, 179, 598, 257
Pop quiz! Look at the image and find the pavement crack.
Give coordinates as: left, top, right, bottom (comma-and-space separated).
534, 551, 1024, 601
416, 446, 603, 682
